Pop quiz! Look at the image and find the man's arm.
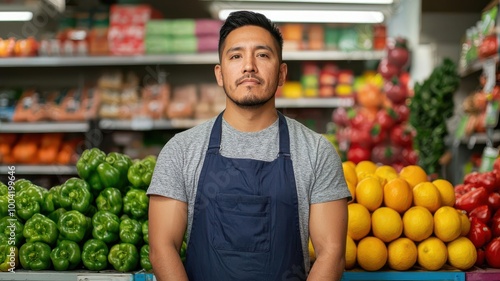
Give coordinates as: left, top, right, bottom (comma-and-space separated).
307, 198, 348, 281
149, 195, 188, 281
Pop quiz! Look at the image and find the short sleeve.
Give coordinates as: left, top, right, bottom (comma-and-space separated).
146, 136, 187, 202
310, 137, 351, 204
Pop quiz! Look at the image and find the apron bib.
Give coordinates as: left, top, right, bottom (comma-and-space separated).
185, 112, 305, 281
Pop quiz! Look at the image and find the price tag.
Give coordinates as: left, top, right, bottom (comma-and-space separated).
131, 117, 154, 130
479, 146, 499, 172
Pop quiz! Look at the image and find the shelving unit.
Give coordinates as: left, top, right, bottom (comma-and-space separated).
0, 270, 133, 281
0, 122, 90, 133
0, 165, 78, 175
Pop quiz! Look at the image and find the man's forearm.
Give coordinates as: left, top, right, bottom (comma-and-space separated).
151, 247, 189, 281
307, 253, 345, 281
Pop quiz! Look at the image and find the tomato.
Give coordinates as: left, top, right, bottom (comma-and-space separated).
393, 103, 410, 124
371, 143, 400, 165
377, 58, 400, 80
348, 108, 374, 131
389, 124, 414, 148
488, 192, 500, 212
479, 34, 498, 59
349, 127, 372, 148
370, 124, 388, 145
375, 107, 397, 131
384, 78, 408, 105
467, 217, 492, 248
387, 37, 410, 68
401, 147, 418, 166
485, 237, 500, 268
469, 205, 492, 225
456, 187, 489, 213
347, 144, 371, 164
331, 107, 349, 127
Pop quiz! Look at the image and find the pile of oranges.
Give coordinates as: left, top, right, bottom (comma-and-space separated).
321, 161, 477, 272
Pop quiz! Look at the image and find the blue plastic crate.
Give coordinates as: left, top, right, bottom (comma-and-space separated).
342, 266, 465, 281
134, 271, 155, 281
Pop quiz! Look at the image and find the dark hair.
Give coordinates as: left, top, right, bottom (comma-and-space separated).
218, 10, 284, 61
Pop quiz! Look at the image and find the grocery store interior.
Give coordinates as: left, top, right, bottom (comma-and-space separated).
2, 0, 500, 279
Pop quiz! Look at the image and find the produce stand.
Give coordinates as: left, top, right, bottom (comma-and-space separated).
466, 267, 500, 281
0, 270, 133, 281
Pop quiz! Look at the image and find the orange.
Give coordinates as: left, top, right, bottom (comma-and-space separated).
355, 160, 378, 178
347, 203, 371, 240
356, 177, 383, 212
387, 238, 417, 271
417, 237, 448, 271
383, 178, 413, 214
346, 180, 356, 203
357, 236, 387, 271
402, 206, 434, 242
447, 237, 477, 270
308, 239, 315, 262
433, 206, 462, 242
412, 182, 442, 213
375, 165, 399, 182
432, 179, 456, 207
372, 207, 403, 243
343, 160, 356, 171
458, 209, 471, 236
399, 165, 427, 188
343, 162, 358, 187
345, 235, 357, 269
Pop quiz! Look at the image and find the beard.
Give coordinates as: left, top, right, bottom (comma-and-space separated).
223, 75, 278, 108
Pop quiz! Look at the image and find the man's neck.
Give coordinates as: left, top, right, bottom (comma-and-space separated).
222, 103, 278, 132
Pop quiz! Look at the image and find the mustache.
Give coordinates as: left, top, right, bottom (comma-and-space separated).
236, 74, 263, 85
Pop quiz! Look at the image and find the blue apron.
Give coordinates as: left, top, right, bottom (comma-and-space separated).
184, 111, 305, 281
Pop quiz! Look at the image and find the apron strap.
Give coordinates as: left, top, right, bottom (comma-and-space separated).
207, 111, 291, 157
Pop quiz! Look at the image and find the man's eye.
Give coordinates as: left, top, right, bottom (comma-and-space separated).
258, 53, 269, 58
230, 54, 241, 59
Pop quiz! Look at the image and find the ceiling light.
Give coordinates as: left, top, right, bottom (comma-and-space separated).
0, 11, 33, 21
216, 0, 393, 3
218, 9, 385, 23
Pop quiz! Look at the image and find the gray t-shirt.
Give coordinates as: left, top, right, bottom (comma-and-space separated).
147, 115, 351, 272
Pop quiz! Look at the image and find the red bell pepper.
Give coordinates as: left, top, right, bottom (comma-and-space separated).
456, 187, 489, 213
469, 205, 492, 225
486, 237, 500, 268
488, 192, 500, 212
475, 248, 485, 267
454, 184, 474, 199
491, 216, 500, 237
468, 217, 492, 248
464, 171, 497, 193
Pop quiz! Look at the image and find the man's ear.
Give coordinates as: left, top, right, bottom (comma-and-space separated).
278, 63, 288, 86
214, 64, 223, 86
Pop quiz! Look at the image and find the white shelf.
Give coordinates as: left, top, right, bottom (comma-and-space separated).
276, 97, 354, 108
99, 118, 208, 131
0, 50, 385, 67
0, 165, 77, 175
0, 122, 89, 133
0, 270, 132, 281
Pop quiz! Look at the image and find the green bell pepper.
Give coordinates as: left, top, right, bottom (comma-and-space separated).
50, 240, 81, 271
84, 205, 97, 218
59, 178, 93, 214
76, 148, 107, 192
140, 244, 152, 271
49, 185, 62, 209
0, 217, 23, 247
48, 208, 67, 224
92, 210, 120, 244
58, 210, 91, 243
142, 220, 149, 244
81, 238, 109, 271
19, 241, 52, 270
13, 179, 33, 193
123, 189, 149, 220
108, 243, 139, 272
23, 213, 58, 245
180, 240, 187, 262
15, 182, 44, 221
96, 187, 122, 216
119, 217, 142, 244
0, 182, 9, 218
127, 156, 157, 189
41, 189, 56, 215
103, 152, 132, 191
0, 243, 18, 272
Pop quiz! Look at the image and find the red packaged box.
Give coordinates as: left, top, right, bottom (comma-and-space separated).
110, 5, 151, 26
108, 25, 145, 55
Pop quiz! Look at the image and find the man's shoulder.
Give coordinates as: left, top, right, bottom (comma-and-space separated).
285, 116, 323, 140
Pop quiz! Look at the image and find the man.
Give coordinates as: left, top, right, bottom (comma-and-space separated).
147, 10, 351, 281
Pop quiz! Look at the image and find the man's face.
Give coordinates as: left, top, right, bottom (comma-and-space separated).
215, 25, 287, 108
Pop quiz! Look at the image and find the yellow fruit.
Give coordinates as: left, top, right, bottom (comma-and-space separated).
344, 160, 356, 171
402, 206, 434, 242
383, 178, 413, 214
308, 239, 315, 262
372, 207, 403, 243
458, 209, 471, 236
433, 206, 462, 242
347, 203, 371, 240
447, 237, 477, 270
357, 236, 387, 271
358, 172, 386, 187
412, 182, 442, 213
356, 177, 383, 212
343, 162, 358, 187
432, 179, 456, 207
346, 180, 356, 203
345, 235, 357, 269
375, 165, 399, 182
387, 238, 417, 271
399, 165, 427, 188
417, 237, 448, 271
355, 160, 378, 177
